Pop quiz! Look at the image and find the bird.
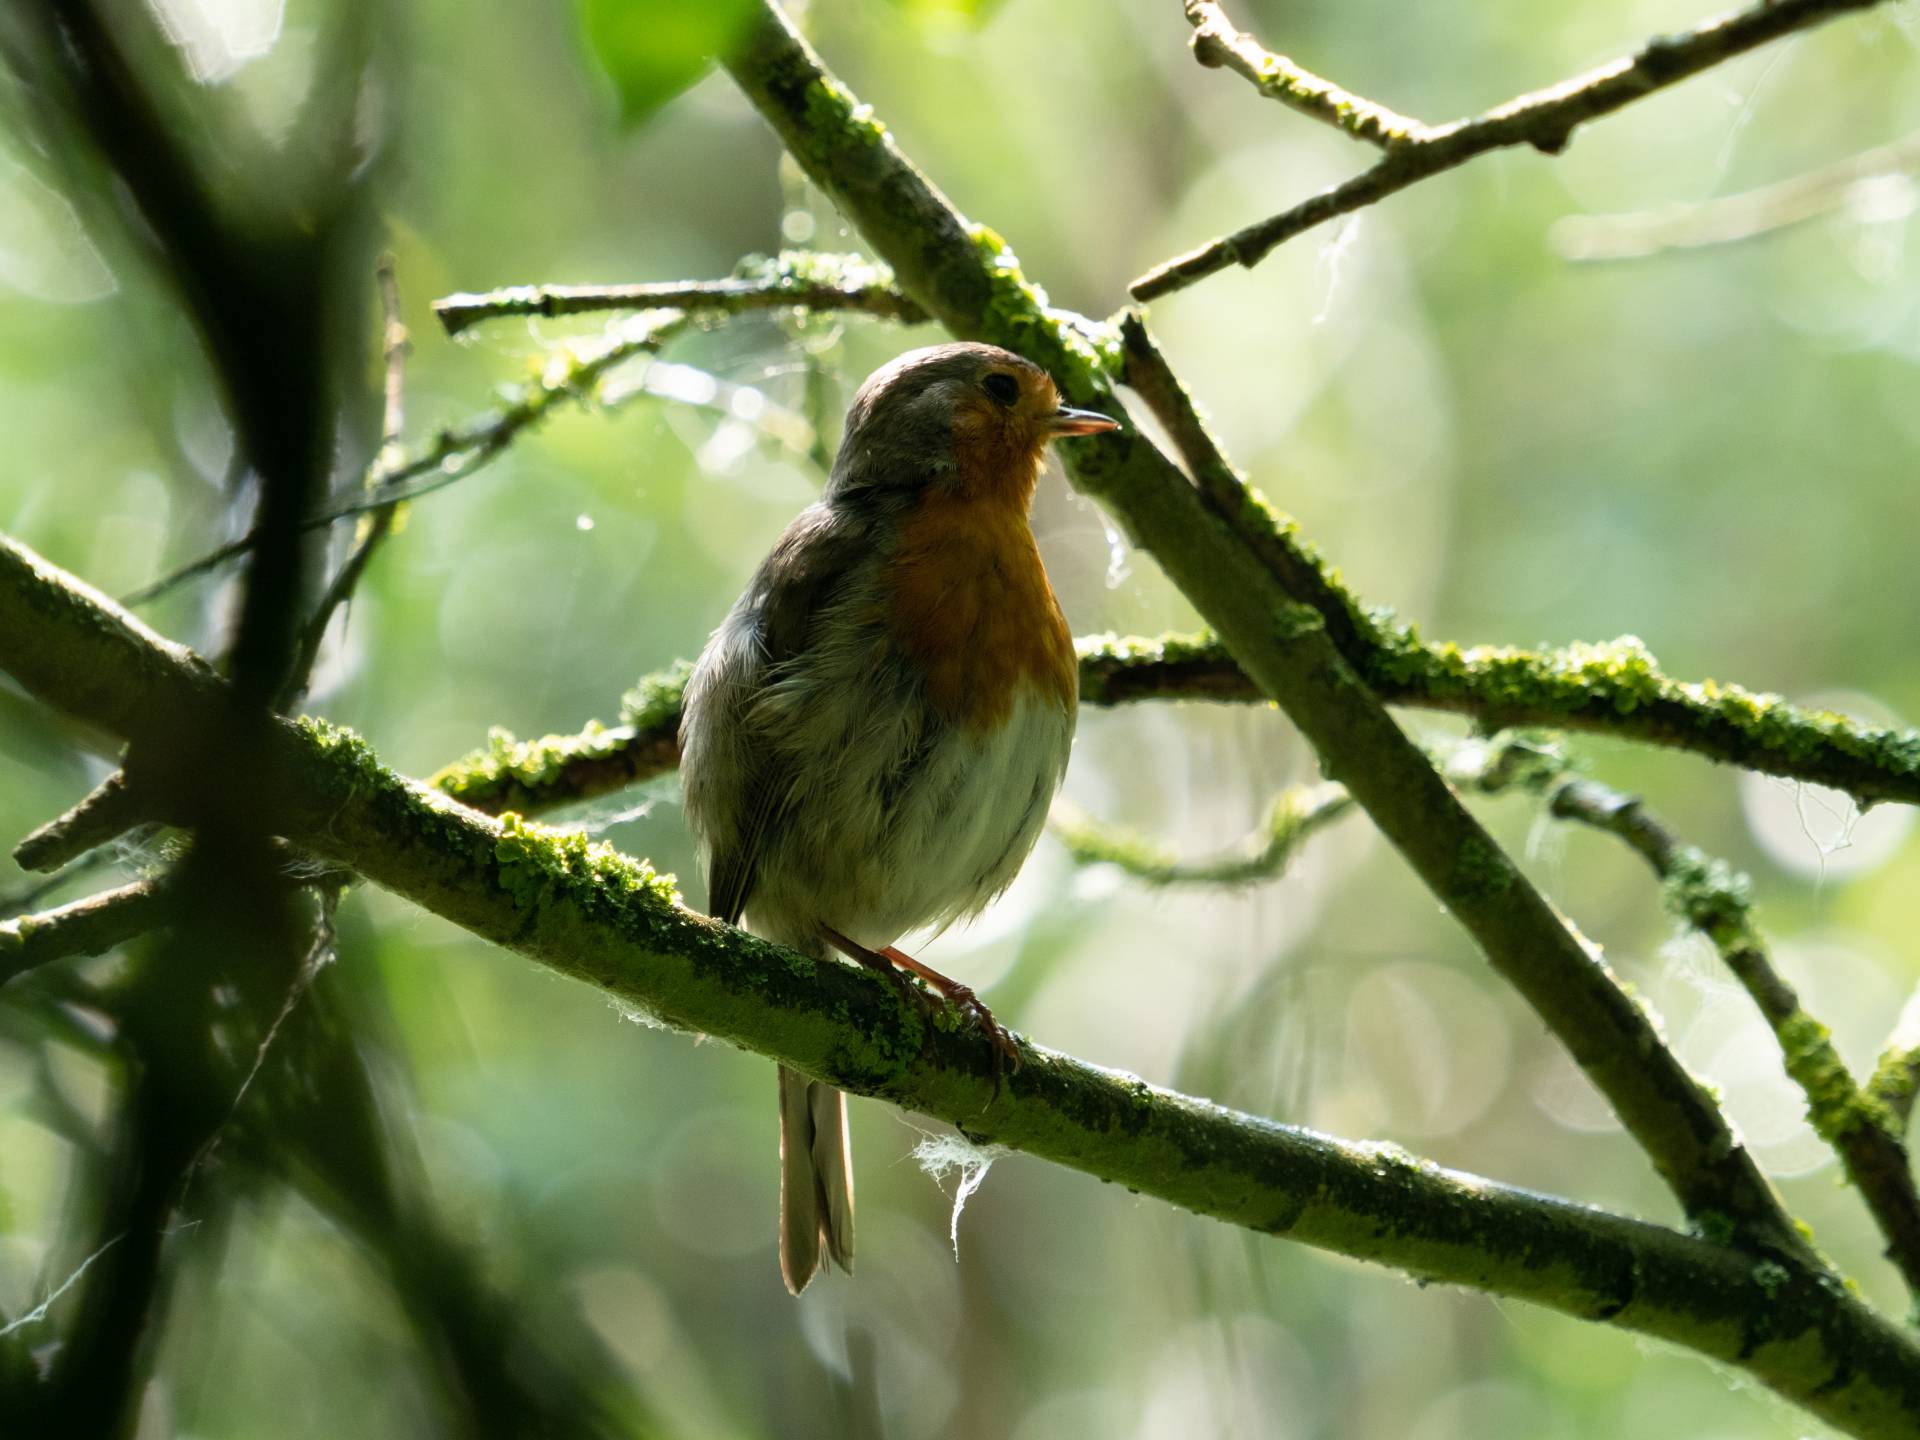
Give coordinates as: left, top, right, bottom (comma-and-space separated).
678, 340, 1119, 1295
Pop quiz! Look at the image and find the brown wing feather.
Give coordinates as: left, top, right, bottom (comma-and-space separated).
698, 503, 873, 927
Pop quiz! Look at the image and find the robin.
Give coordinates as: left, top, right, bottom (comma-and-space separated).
678, 341, 1119, 1294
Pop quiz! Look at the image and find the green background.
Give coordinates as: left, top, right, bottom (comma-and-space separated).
3, 0, 1919, 1435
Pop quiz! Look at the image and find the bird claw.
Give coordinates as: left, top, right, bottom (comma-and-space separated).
942, 982, 1022, 1096
819, 927, 1020, 1096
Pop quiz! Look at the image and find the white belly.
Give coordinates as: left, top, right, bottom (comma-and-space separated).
740, 681, 1072, 953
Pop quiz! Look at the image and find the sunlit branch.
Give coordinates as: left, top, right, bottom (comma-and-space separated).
1133, 0, 1895, 299
1183, 1, 1423, 149
433, 250, 928, 336
1050, 784, 1354, 887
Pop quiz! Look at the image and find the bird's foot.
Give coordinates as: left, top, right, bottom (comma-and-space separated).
917, 971, 1022, 1085
820, 927, 1022, 1095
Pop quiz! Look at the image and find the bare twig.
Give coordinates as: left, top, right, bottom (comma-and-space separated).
1553, 130, 1920, 262
1133, 0, 1894, 299
433, 250, 927, 335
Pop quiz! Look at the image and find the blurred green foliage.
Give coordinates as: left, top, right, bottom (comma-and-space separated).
3, 0, 1920, 1436
578, 0, 761, 125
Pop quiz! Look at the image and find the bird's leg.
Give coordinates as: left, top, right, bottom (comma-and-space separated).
880, 944, 1023, 1084
822, 924, 927, 1008
820, 926, 1022, 1087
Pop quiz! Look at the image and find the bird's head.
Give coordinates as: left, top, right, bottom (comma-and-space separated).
826, 342, 1119, 509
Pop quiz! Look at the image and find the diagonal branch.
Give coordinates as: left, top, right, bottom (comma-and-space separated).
1457, 735, 1920, 1301
12, 771, 142, 873
1, 530, 1918, 1439
1133, 0, 1895, 299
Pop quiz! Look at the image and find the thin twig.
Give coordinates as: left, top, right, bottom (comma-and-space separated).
1552, 129, 1920, 262
1133, 0, 1894, 299
121, 311, 688, 608
433, 250, 927, 335
1050, 783, 1354, 887
1117, 315, 1377, 661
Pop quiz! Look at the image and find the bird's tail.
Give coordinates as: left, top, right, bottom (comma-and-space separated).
777, 1065, 855, 1294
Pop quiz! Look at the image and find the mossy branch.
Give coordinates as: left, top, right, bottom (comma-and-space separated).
3, 532, 1920, 1439
12, 772, 142, 873
1872, 997, 1920, 1132
1050, 784, 1354, 888
1183, 1, 1423, 150
1456, 735, 1920, 1302
433, 250, 927, 336
1133, 0, 1895, 299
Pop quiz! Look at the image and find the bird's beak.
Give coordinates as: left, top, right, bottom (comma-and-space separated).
1048, 406, 1121, 437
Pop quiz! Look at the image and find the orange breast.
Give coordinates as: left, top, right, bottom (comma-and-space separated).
884, 491, 1076, 735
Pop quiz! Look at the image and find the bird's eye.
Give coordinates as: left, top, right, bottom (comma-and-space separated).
981, 372, 1020, 407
